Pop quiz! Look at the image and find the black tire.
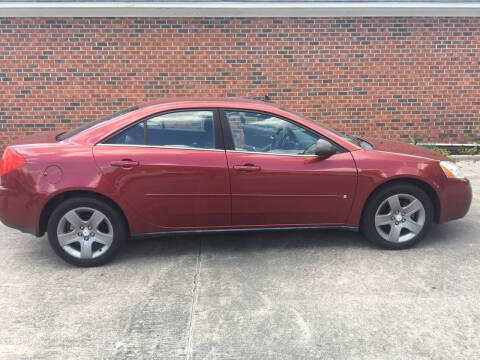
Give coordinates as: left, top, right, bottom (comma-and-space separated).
361, 183, 434, 249
47, 196, 127, 267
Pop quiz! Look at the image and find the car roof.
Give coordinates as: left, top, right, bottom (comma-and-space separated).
139, 97, 281, 110
71, 96, 361, 152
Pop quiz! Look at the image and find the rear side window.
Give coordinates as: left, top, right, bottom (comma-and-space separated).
104, 122, 145, 145
104, 110, 216, 150
146, 111, 215, 149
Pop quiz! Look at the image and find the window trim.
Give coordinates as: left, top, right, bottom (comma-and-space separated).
98, 108, 224, 151
219, 108, 346, 156
225, 149, 319, 157
95, 143, 226, 152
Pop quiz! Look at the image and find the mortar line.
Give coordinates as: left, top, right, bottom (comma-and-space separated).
185, 238, 202, 360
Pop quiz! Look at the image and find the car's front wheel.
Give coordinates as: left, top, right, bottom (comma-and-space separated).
47, 196, 127, 266
361, 183, 434, 249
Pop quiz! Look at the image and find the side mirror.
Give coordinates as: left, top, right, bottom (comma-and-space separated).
315, 139, 337, 157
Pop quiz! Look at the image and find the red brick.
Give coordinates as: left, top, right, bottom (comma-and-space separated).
0, 17, 479, 150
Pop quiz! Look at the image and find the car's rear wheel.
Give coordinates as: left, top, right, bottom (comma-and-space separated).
47, 196, 127, 266
361, 183, 434, 249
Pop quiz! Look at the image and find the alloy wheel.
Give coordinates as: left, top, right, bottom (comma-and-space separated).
56, 207, 114, 259
374, 193, 426, 243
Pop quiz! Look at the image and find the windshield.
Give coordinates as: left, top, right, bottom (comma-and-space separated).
56, 106, 139, 141
284, 108, 373, 149
321, 125, 373, 149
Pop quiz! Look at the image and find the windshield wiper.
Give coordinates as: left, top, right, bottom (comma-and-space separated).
347, 135, 373, 150
347, 135, 363, 144
55, 132, 66, 141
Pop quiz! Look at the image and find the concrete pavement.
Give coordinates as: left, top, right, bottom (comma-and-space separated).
0, 161, 479, 359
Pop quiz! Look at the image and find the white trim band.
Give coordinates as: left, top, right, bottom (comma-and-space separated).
1, 2, 480, 17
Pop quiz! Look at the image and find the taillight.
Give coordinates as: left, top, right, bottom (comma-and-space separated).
0, 147, 26, 176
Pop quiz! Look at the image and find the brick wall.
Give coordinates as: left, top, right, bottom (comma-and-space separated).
0, 17, 479, 149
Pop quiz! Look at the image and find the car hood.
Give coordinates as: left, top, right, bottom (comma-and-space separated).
9, 130, 65, 146
364, 137, 449, 161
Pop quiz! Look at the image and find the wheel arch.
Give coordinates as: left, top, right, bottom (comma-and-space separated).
39, 190, 130, 237
360, 177, 441, 226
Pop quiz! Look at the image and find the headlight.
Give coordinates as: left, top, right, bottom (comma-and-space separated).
439, 161, 464, 179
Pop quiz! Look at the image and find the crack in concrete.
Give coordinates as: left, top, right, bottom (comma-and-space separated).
185, 239, 202, 360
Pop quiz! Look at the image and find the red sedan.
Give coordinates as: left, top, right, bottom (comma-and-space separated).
0, 98, 472, 266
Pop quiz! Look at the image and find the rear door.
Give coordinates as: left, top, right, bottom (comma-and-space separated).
221, 109, 357, 227
93, 109, 231, 231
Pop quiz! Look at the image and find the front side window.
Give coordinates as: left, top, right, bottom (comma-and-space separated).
104, 110, 215, 150
226, 111, 320, 155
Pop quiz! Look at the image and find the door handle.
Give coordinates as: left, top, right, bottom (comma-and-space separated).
233, 164, 261, 172
110, 159, 139, 168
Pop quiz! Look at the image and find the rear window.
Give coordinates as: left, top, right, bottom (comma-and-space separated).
56, 106, 139, 141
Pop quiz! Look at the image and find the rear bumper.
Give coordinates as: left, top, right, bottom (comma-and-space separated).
0, 220, 39, 236
0, 185, 41, 236
438, 178, 472, 223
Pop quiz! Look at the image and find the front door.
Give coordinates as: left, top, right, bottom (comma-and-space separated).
93, 109, 230, 231
222, 110, 357, 227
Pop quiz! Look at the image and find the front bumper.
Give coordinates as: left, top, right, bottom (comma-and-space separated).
438, 178, 472, 223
